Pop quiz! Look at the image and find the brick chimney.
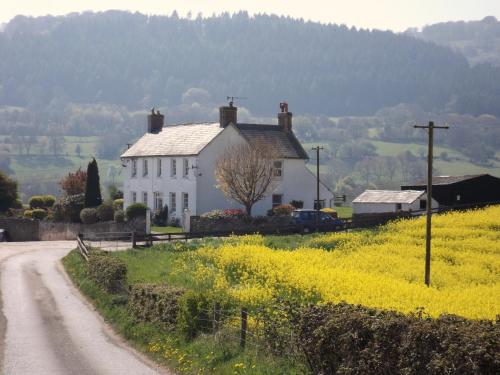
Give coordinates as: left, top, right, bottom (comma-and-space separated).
219, 101, 238, 128
278, 102, 292, 132
147, 108, 164, 134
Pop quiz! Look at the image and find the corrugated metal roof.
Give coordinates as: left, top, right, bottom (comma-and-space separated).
353, 190, 425, 204
121, 123, 222, 158
236, 123, 309, 159
405, 174, 488, 186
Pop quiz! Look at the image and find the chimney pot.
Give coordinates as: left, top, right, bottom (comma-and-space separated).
278, 103, 292, 132
147, 109, 164, 134
219, 105, 238, 128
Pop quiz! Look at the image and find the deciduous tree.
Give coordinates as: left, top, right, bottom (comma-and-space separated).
215, 143, 278, 216
0, 171, 18, 212
59, 168, 87, 196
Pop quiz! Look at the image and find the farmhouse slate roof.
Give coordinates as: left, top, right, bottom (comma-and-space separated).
405, 174, 489, 187
121, 123, 222, 157
353, 190, 425, 204
121, 122, 309, 159
235, 123, 309, 159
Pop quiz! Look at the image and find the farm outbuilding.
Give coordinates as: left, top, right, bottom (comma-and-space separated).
352, 190, 438, 215
401, 174, 500, 207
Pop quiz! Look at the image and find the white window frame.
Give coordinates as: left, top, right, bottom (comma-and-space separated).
131, 159, 137, 178
142, 191, 148, 205
143, 159, 149, 177
273, 160, 283, 178
171, 159, 177, 177
169, 192, 177, 213
182, 192, 189, 211
153, 191, 163, 212
131, 191, 137, 204
157, 158, 162, 177
183, 158, 189, 178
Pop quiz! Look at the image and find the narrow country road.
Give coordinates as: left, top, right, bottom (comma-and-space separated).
0, 241, 167, 375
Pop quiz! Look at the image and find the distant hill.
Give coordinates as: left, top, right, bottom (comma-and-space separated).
407, 16, 500, 67
1, 11, 500, 118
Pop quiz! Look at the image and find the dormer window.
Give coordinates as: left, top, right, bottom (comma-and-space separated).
143, 159, 148, 177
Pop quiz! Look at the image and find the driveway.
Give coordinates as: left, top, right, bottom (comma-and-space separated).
0, 241, 167, 375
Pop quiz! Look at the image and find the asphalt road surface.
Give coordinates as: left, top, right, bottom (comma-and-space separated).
0, 241, 167, 375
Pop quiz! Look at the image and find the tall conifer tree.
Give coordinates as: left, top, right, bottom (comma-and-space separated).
84, 158, 102, 207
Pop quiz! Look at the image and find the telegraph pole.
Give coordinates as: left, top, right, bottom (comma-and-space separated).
414, 121, 448, 286
312, 146, 324, 229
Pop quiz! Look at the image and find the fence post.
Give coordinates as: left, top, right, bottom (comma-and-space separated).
132, 231, 136, 248
213, 302, 221, 333
240, 307, 247, 349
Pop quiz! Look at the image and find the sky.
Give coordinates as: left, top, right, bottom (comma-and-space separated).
1, 0, 500, 31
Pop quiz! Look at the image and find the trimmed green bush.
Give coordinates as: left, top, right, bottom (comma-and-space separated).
114, 209, 125, 223
298, 303, 500, 375
53, 193, 85, 222
88, 252, 127, 293
42, 195, 56, 208
80, 207, 99, 224
23, 209, 33, 218
128, 283, 186, 326
97, 202, 114, 221
28, 195, 45, 209
176, 291, 212, 339
112, 198, 124, 211
31, 208, 48, 220
126, 203, 148, 220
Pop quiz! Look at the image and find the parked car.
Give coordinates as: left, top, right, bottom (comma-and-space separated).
291, 209, 344, 233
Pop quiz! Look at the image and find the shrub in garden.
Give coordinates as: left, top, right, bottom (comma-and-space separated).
28, 195, 45, 209
84, 158, 102, 208
12, 198, 23, 209
272, 204, 294, 216
80, 207, 99, 224
31, 208, 48, 220
112, 198, 124, 211
42, 195, 56, 208
0, 171, 18, 212
128, 283, 186, 326
53, 193, 85, 222
200, 208, 244, 220
297, 303, 500, 375
88, 251, 127, 293
125, 203, 148, 221
24, 210, 33, 218
96, 202, 114, 221
114, 209, 125, 223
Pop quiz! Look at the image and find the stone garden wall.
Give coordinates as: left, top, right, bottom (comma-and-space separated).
190, 215, 293, 234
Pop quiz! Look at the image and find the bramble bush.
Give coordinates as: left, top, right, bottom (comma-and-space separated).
88, 251, 127, 293
128, 283, 186, 327
298, 303, 500, 375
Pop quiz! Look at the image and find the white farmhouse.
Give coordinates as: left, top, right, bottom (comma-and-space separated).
121, 103, 333, 218
352, 190, 438, 215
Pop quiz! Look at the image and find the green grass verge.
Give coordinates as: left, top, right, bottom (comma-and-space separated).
333, 206, 352, 219
151, 226, 183, 234
62, 249, 308, 374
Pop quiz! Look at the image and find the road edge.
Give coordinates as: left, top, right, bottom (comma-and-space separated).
56, 259, 173, 375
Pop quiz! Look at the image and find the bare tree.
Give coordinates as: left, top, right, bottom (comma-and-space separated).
215, 143, 278, 216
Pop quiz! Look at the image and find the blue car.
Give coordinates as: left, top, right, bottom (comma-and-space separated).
291, 209, 344, 232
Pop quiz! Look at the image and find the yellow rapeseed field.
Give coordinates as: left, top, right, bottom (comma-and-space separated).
178, 206, 500, 320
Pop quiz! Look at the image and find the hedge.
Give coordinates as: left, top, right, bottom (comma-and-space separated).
31, 208, 48, 220
88, 251, 127, 293
298, 303, 500, 375
28, 195, 56, 209
128, 283, 186, 327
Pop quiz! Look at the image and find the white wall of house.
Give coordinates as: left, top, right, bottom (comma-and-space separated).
196, 125, 246, 215
122, 155, 197, 220
353, 197, 438, 214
